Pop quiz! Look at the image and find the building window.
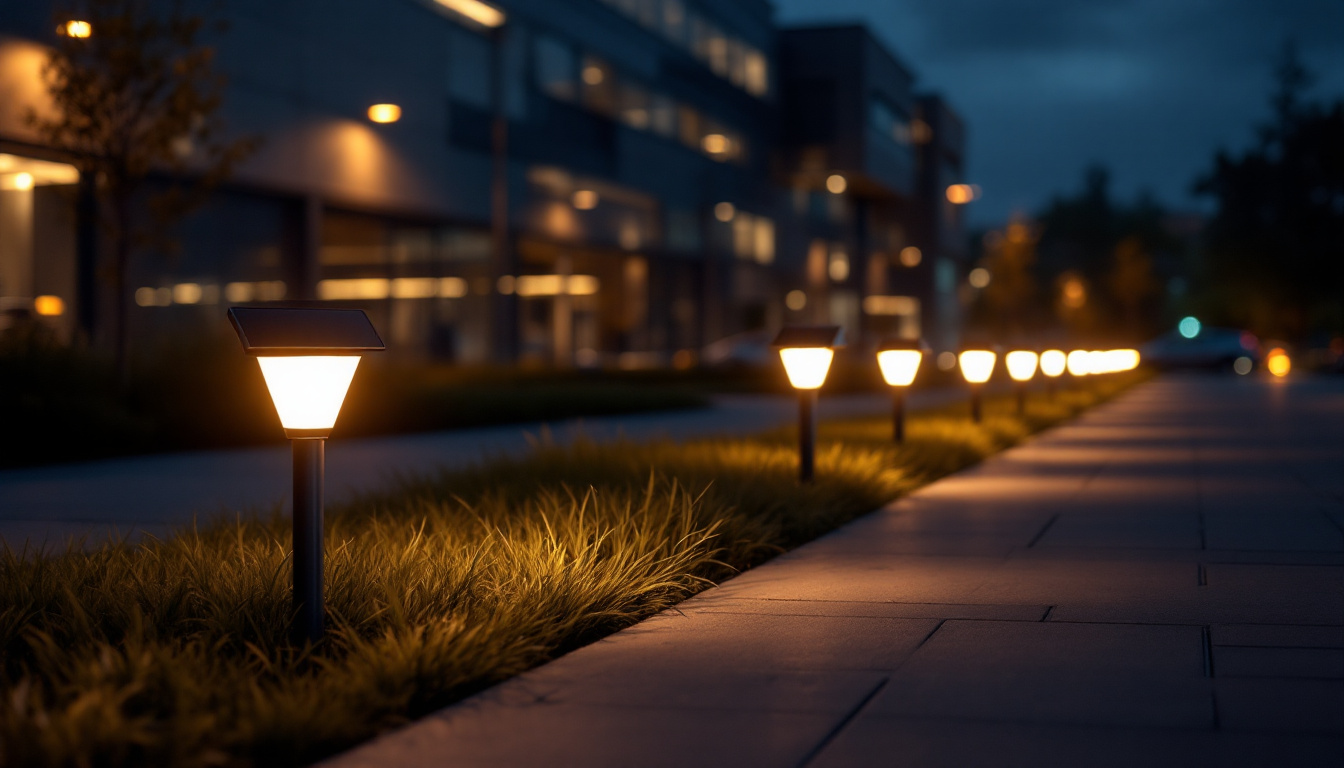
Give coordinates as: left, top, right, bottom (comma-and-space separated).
581, 55, 615, 115
745, 49, 768, 96
618, 80, 651, 129
649, 94, 677, 138
448, 26, 492, 108
869, 97, 912, 145
535, 35, 576, 102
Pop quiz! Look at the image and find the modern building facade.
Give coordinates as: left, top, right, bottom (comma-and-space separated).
0, 0, 971, 366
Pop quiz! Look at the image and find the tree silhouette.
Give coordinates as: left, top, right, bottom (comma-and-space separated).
1194, 40, 1344, 340
27, 0, 256, 375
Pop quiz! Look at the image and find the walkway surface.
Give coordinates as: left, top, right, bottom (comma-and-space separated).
325, 374, 1344, 768
0, 391, 945, 547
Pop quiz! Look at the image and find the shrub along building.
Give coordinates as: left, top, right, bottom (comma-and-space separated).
0, 0, 971, 366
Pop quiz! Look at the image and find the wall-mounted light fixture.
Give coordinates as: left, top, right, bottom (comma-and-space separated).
367, 104, 401, 123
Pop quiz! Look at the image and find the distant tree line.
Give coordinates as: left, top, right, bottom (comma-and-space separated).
967, 42, 1342, 345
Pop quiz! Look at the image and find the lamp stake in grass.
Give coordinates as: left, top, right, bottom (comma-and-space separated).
773, 325, 843, 482
958, 348, 997, 424
228, 307, 385, 643
1005, 350, 1039, 417
877, 337, 928, 444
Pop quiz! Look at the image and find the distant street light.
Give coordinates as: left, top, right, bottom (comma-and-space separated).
1039, 349, 1066, 399
228, 307, 385, 644
1179, 316, 1201, 339
1005, 350, 1039, 415
877, 338, 928, 443
367, 104, 401, 123
958, 348, 997, 423
774, 326, 843, 482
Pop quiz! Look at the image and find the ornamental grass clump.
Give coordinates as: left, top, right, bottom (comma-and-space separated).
0, 373, 1141, 767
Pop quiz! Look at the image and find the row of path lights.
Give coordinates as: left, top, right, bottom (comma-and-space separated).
226, 307, 1139, 641
771, 327, 1142, 482
229, 307, 385, 645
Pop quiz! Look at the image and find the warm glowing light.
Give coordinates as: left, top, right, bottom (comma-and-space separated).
878, 350, 923, 387
61, 20, 92, 37
714, 202, 736, 221
779, 348, 835, 390
826, 174, 847, 194
828, 251, 849, 282
367, 104, 401, 123
497, 275, 516, 295
173, 283, 203, 305
1266, 348, 1291, 377
582, 65, 604, 85
572, 189, 598, 210
702, 134, 729, 154
1067, 350, 1091, 376
785, 290, 807, 311
968, 268, 991, 288
958, 350, 996, 384
863, 295, 918, 316
946, 184, 980, 204
899, 246, 922, 267
11, 172, 34, 191
33, 295, 64, 316
256, 356, 361, 431
937, 351, 957, 370
514, 274, 600, 297
1178, 316, 1201, 339
1040, 349, 1067, 377
1062, 276, 1087, 308
432, 0, 506, 27
1005, 350, 1039, 382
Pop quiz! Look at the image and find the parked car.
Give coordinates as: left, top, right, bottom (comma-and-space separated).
1141, 326, 1259, 371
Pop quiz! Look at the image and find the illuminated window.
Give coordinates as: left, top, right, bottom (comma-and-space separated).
618, 81, 651, 129
745, 49, 768, 96
733, 213, 755, 259
753, 218, 775, 264
580, 56, 615, 115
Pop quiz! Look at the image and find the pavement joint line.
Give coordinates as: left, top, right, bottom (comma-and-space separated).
1202, 626, 1215, 678
1026, 513, 1060, 548
795, 676, 889, 768
913, 619, 948, 650
1041, 605, 1056, 621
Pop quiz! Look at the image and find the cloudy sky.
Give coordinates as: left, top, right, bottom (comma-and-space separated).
775, 0, 1344, 225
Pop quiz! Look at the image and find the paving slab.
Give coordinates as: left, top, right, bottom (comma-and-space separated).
324, 374, 1344, 767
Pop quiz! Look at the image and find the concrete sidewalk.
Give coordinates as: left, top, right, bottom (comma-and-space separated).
0, 391, 946, 547
326, 374, 1344, 768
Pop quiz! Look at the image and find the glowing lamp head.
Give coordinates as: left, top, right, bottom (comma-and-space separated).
228, 307, 385, 438
1040, 349, 1067, 377
958, 349, 997, 384
772, 325, 843, 390
877, 338, 930, 388
367, 104, 401, 123
1005, 350, 1039, 382
1066, 350, 1091, 376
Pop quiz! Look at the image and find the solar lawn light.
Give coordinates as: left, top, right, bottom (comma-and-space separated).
958, 348, 997, 423
1005, 350, 1039, 415
876, 338, 929, 443
773, 325, 843, 482
1066, 349, 1091, 379
1039, 349, 1067, 400
228, 307, 385, 644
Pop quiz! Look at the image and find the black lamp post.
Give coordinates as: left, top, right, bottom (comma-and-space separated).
228, 307, 385, 644
772, 326, 843, 482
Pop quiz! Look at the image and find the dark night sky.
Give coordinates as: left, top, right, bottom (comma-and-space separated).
775, 0, 1344, 226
